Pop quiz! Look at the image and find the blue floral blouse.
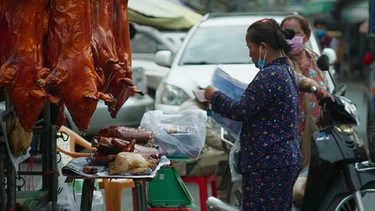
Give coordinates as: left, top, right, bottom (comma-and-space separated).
210, 57, 302, 172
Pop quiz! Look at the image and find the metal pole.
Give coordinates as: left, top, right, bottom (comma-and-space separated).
135, 181, 148, 211
80, 179, 95, 211
0, 143, 6, 210
6, 152, 16, 210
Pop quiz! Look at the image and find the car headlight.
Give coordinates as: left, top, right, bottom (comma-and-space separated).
155, 83, 191, 106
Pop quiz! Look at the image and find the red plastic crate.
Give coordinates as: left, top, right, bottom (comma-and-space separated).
148, 208, 192, 211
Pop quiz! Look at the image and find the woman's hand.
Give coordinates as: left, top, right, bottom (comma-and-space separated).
204, 85, 219, 101
309, 79, 334, 102
314, 86, 334, 102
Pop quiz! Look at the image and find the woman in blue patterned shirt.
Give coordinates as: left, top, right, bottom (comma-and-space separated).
204, 18, 302, 210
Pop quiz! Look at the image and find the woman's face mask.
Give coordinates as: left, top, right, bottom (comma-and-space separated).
315, 29, 326, 39
287, 35, 304, 55
257, 45, 267, 70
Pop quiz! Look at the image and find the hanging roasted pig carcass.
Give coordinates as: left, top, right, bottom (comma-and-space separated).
90, 0, 122, 92
0, 0, 58, 132
91, 0, 143, 119
0, 0, 143, 135
46, 0, 112, 132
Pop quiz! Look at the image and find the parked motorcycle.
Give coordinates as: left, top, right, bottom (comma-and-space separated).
295, 94, 375, 211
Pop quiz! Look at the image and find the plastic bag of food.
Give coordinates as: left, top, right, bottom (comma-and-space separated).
140, 109, 207, 158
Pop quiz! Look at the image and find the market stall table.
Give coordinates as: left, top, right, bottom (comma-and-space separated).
62, 156, 170, 211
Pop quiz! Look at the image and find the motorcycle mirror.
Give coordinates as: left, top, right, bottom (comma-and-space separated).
322, 48, 337, 65
317, 54, 329, 71
333, 84, 346, 96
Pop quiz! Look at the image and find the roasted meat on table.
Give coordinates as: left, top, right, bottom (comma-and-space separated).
108, 152, 158, 175
95, 136, 136, 155
91, 126, 158, 165
96, 126, 154, 147
0, 0, 58, 132
46, 0, 112, 132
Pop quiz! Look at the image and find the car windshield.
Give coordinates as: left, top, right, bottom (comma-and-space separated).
179, 25, 252, 65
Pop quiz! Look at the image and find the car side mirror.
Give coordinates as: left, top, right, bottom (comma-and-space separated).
154, 50, 173, 67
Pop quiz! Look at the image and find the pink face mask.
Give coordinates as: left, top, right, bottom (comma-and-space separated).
287, 35, 304, 55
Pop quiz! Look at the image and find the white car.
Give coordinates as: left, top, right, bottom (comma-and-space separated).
130, 24, 180, 92
154, 12, 336, 114
161, 31, 187, 47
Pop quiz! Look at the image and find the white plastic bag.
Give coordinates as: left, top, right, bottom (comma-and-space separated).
140, 109, 207, 158
39, 156, 104, 211
39, 161, 81, 211
229, 139, 242, 182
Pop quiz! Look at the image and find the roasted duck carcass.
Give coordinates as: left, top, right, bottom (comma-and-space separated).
0, 0, 58, 132
0, 5, 7, 102
0, 2, 9, 65
46, 0, 112, 132
108, 152, 158, 175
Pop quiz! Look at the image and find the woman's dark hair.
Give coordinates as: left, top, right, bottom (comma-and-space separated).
314, 17, 328, 27
246, 18, 293, 52
281, 14, 311, 39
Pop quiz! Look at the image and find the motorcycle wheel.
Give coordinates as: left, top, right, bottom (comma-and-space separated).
327, 185, 375, 211
226, 180, 242, 209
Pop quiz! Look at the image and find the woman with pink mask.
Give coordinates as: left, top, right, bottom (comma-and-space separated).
281, 14, 333, 168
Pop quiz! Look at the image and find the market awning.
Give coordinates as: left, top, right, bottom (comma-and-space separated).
128, 0, 203, 30
301, 0, 335, 17
339, 0, 368, 24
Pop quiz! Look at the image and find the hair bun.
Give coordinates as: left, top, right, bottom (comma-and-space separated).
282, 28, 295, 39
